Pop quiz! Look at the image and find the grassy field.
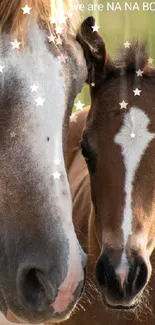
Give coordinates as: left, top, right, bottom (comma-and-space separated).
74, 0, 155, 109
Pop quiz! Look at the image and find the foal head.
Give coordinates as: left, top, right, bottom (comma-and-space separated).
77, 17, 155, 309
0, 0, 87, 323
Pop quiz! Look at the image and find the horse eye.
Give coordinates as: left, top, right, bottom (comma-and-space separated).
80, 138, 97, 173
80, 138, 92, 161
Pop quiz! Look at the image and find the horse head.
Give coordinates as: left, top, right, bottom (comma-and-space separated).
77, 16, 155, 310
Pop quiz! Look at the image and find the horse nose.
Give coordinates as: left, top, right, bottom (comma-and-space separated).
96, 253, 148, 307
127, 257, 148, 295
17, 265, 56, 312
116, 268, 126, 288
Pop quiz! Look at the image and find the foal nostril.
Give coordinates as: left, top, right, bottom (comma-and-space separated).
96, 253, 148, 306
116, 269, 126, 288
128, 259, 148, 295
17, 267, 56, 312
96, 254, 117, 288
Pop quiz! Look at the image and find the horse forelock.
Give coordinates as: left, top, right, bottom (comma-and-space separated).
115, 41, 149, 72
0, 0, 81, 41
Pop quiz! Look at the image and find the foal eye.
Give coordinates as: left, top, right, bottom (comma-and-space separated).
80, 138, 97, 173
80, 138, 91, 161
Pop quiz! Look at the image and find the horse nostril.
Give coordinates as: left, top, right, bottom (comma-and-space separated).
129, 260, 148, 295
17, 267, 55, 312
96, 253, 148, 304
96, 254, 116, 288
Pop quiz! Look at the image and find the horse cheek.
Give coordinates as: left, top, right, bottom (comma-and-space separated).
88, 205, 100, 265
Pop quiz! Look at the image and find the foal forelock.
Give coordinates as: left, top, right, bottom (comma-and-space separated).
114, 107, 155, 263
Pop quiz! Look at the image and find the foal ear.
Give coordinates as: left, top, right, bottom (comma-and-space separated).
76, 17, 114, 85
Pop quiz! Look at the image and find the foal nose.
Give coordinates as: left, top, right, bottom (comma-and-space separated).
96, 253, 148, 307
117, 268, 126, 288
17, 264, 56, 312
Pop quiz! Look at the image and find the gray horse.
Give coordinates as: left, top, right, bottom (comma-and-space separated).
0, 0, 87, 323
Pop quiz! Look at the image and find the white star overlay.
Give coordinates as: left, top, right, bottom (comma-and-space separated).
10, 132, 16, 138
136, 69, 144, 77
119, 100, 128, 109
67, 13, 73, 18
72, 74, 77, 80
148, 57, 154, 65
57, 15, 67, 24
54, 159, 61, 166
22, 4, 32, 14
48, 34, 56, 43
50, 16, 56, 24
130, 132, 136, 138
50, 15, 67, 24
52, 171, 61, 180
75, 101, 84, 111
35, 97, 45, 107
11, 39, 21, 49
30, 84, 39, 92
70, 113, 78, 123
133, 88, 141, 96
0, 64, 4, 73
92, 24, 100, 32
124, 41, 131, 48
56, 37, 62, 45
58, 55, 67, 64
55, 26, 64, 35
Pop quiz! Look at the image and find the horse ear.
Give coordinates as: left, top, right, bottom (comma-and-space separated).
76, 17, 114, 85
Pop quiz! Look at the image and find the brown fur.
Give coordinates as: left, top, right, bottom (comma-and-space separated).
66, 17, 155, 325
115, 41, 149, 72
67, 107, 91, 253
66, 108, 155, 325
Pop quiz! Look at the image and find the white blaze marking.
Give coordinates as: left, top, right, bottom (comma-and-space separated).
114, 107, 155, 246
52, 226, 84, 313
0, 24, 86, 313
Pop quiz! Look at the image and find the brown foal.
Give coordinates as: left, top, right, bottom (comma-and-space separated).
66, 16, 155, 325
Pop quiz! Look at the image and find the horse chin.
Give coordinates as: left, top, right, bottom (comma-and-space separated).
104, 301, 137, 311
6, 309, 73, 324
6, 310, 26, 324
101, 295, 138, 311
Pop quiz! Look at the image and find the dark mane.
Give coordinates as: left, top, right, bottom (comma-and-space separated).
76, 17, 155, 84
115, 41, 149, 73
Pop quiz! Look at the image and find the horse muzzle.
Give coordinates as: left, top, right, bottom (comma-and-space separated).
3, 276, 85, 324
1, 258, 87, 324
96, 252, 148, 310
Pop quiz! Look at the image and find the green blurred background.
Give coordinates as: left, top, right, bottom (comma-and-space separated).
73, 0, 155, 110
